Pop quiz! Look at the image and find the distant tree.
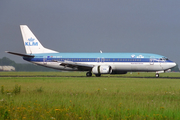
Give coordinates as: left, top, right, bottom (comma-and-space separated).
0, 57, 16, 66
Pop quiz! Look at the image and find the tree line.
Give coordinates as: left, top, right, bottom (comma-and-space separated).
0, 57, 57, 71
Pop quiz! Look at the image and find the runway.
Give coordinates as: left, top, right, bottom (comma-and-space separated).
1, 75, 180, 79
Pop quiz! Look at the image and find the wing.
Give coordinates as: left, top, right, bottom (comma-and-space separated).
53, 60, 93, 71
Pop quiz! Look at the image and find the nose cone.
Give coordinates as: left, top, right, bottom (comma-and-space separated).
162, 61, 177, 70
170, 62, 177, 68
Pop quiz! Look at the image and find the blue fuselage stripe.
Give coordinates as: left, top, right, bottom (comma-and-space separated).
23, 57, 173, 63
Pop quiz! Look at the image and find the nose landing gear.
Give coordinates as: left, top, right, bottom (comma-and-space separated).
155, 73, 159, 78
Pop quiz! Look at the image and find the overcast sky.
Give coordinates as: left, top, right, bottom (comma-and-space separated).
0, 0, 180, 66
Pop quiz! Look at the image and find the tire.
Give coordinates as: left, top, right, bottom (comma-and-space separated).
86, 72, 92, 77
95, 74, 101, 77
155, 73, 159, 78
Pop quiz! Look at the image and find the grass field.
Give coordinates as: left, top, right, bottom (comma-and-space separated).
0, 71, 180, 77
0, 72, 180, 119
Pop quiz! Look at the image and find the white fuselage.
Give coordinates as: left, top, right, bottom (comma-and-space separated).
25, 52, 176, 73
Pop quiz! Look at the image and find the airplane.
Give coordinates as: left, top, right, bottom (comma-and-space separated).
6, 25, 177, 78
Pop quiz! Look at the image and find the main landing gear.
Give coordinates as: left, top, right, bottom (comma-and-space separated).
95, 74, 101, 77
86, 72, 101, 77
86, 72, 92, 77
155, 73, 159, 78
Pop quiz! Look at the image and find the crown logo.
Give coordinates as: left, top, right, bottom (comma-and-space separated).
28, 37, 35, 42
131, 54, 135, 58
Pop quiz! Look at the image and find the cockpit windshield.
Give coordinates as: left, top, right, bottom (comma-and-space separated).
159, 57, 168, 61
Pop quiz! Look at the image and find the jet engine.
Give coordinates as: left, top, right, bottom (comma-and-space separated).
92, 65, 112, 74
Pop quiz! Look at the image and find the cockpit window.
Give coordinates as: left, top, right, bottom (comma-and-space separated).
160, 57, 168, 61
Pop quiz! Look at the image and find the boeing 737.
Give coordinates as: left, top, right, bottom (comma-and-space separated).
6, 25, 176, 77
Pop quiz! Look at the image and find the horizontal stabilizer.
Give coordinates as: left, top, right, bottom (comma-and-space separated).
5, 51, 34, 57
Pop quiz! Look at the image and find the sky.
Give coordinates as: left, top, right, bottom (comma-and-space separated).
0, 0, 180, 66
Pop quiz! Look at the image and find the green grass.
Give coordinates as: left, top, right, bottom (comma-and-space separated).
0, 71, 180, 77
0, 72, 180, 119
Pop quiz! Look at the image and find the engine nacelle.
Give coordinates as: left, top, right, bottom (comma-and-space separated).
92, 65, 112, 74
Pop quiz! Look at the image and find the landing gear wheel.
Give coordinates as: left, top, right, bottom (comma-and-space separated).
155, 73, 159, 78
95, 74, 101, 77
86, 72, 92, 77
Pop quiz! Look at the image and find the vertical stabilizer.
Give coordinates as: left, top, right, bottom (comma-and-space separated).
20, 25, 58, 54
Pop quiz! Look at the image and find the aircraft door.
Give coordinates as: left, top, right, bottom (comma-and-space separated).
43, 56, 47, 65
96, 58, 100, 63
96, 58, 105, 63
159, 58, 165, 69
150, 56, 154, 65
101, 58, 105, 63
